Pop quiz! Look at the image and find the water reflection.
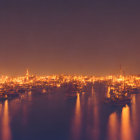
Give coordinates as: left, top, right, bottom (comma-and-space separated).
92, 87, 99, 140
108, 112, 119, 140
121, 105, 133, 140
131, 95, 138, 136
107, 95, 139, 140
0, 90, 140, 140
28, 91, 32, 101
71, 93, 81, 140
91, 86, 94, 96
0, 103, 2, 117
2, 100, 11, 140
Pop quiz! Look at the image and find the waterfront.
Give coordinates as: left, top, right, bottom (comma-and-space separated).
1, 0, 140, 139
0, 87, 140, 140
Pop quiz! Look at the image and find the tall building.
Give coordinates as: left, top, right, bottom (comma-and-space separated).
26, 69, 29, 81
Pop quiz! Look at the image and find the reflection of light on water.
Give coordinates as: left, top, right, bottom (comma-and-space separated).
92, 89, 99, 140
131, 95, 138, 136
108, 112, 118, 140
28, 91, 32, 101
75, 94, 80, 116
42, 89, 46, 93
121, 105, 133, 140
92, 86, 94, 96
71, 93, 81, 140
0, 103, 2, 117
132, 95, 136, 122
2, 100, 11, 140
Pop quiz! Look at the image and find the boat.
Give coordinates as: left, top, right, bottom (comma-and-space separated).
104, 85, 132, 107
104, 96, 131, 107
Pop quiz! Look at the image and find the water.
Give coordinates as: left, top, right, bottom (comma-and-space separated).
0, 88, 140, 140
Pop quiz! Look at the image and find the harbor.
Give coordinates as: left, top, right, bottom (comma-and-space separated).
0, 70, 140, 105
0, 80, 139, 140
0, 70, 140, 140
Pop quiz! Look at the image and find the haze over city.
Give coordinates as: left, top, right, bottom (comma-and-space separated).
0, 0, 140, 75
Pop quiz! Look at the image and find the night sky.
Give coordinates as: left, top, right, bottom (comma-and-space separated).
0, 0, 140, 76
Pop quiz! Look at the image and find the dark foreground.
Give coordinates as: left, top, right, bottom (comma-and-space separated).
0, 88, 140, 140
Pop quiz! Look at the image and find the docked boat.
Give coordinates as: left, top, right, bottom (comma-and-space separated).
104, 96, 131, 107
104, 85, 132, 107
0, 92, 8, 101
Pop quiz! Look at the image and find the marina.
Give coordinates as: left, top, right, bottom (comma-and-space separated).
0, 81, 140, 140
